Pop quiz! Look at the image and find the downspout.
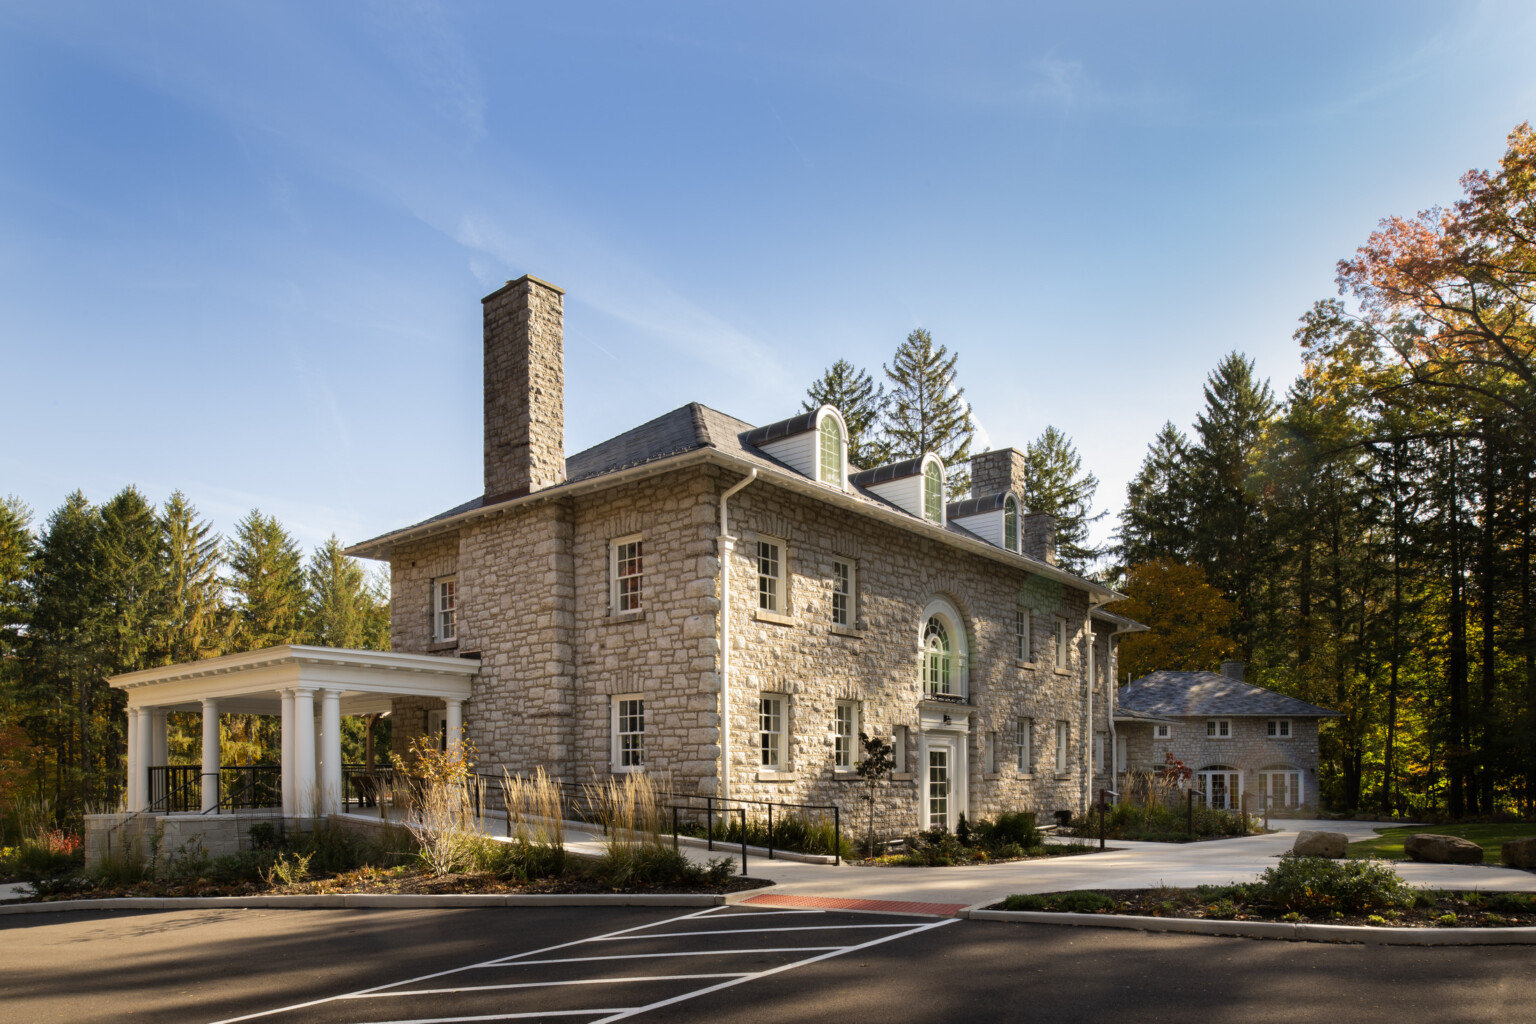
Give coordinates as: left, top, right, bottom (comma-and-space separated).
717, 469, 757, 803
1083, 611, 1093, 815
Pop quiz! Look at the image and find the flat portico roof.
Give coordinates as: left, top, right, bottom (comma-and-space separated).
108, 644, 480, 716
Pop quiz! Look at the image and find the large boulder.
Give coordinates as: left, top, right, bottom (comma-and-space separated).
1292, 830, 1349, 858
1404, 833, 1484, 864
1502, 837, 1536, 871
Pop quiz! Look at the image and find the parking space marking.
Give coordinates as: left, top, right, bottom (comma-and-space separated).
343, 974, 750, 998
480, 947, 844, 967
589, 923, 914, 940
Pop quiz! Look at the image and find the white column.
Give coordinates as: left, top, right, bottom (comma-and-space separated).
445, 698, 464, 752
151, 710, 168, 773
200, 698, 221, 813
320, 689, 343, 816
293, 688, 316, 817
125, 707, 141, 811
280, 689, 296, 817
135, 707, 153, 811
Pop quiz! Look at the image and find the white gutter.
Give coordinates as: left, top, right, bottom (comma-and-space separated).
716, 469, 757, 803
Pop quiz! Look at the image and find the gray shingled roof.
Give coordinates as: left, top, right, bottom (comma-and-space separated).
1118, 670, 1340, 718
1113, 707, 1173, 724
948, 491, 1010, 519
849, 456, 926, 487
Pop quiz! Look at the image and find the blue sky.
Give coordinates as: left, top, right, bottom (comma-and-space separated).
4, 2, 1534, 560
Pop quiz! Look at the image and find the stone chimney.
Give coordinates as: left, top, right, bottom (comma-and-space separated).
970, 448, 1027, 499
1023, 512, 1057, 566
482, 275, 566, 502
1220, 660, 1246, 682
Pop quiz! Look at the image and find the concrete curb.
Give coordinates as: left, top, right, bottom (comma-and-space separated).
0, 892, 733, 915
960, 907, 1536, 945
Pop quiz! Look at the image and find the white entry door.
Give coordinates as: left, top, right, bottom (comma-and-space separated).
925, 734, 963, 831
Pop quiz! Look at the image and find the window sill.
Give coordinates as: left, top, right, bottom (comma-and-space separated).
1053, 668, 1073, 677
983, 772, 1000, 781
1016, 659, 1039, 669
1054, 772, 1072, 780
426, 640, 459, 653
756, 770, 796, 782
829, 624, 862, 638
832, 769, 860, 780
755, 609, 795, 627
1017, 769, 1034, 777
606, 610, 646, 624
891, 772, 914, 782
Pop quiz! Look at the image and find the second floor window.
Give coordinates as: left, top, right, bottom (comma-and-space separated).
611, 536, 644, 613
758, 540, 783, 612
831, 560, 852, 626
1056, 720, 1071, 774
1055, 617, 1070, 670
924, 616, 952, 695
1015, 606, 1031, 661
434, 576, 457, 642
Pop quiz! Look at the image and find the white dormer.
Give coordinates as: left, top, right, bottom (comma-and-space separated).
743, 405, 848, 490
851, 452, 946, 525
947, 490, 1021, 551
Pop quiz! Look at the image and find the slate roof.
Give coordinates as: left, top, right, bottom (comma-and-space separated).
948, 492, 1010, 519
849, 456, 927, 487
1118, 670, 1341, 719
1113, 707, 1173, 724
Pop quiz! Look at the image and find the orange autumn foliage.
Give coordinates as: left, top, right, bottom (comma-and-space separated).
1116, 559, 1237, 681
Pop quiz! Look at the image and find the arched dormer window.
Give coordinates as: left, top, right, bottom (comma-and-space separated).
1003, 494, 1019, 552
920, 596, 968, 698
923, 459, 943, 524
818, 413, 844, 487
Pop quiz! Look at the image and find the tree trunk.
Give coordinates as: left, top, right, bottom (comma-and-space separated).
1478, 426, 1498, 816
1448, 439, 1469, 819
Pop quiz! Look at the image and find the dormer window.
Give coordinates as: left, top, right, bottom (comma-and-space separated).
924, 461, 943, 523
1003, 495, 1019, 551
818, 415, 844, 487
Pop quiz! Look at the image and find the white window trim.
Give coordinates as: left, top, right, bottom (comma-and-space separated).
1016, 717, 1032, 773
834, 700, 859, 771
1054, 617, 1069, 671
1258, 769, 1305, 809
1207, 719, 1233, 740
433, 576, 457, 643
757, 537, 787, 614
1055, 720, 1070, 775
760, 693, 789, 769
831, 559, 855, 628
611, 693, 645, 772
816, 410, 847, 489
1267, 719, 1292, 738
893, 725, 909, 774
609, 534, 644, 616
1015, 606, 1032, 662
1154, 723, 1171, 740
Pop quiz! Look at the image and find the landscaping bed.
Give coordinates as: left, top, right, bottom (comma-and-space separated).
862, 812, 1101, 866
1347, 823, 1536, 865
989, 856, 1536, 928
1063, 800, 1266, 844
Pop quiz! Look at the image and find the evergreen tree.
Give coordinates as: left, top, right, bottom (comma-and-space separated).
881, 328, 976, 493
803, 359, 889, 468
158, 491, 226, 665
0, 496, 33, 672
1117, 422, 1194, 571
1022, 426, 1105, 574
306, 536, 390, 651
228, 510, 306, 650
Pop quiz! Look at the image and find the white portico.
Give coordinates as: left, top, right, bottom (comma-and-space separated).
110, 645, 479, 818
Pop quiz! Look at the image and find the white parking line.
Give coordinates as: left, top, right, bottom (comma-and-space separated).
483, 947, 845, 967
346, 974, 750, 998
592, 924, 912, 940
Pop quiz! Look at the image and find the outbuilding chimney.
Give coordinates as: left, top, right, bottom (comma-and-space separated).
1023, 512, 1057, 566
482, 275, 566, 502
970, 448, 1027, 500
1220, 660, 1246, 682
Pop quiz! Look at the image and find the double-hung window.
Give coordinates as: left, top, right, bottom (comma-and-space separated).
831, 560, 853, 627
1054, 617, 1069, 670
1055, 720, 1071, 775
1093, 732, 1106, 774
610, 536, 644, 614
1015, 606, 1032, 661
985, 731, 998, 774
760, 694, 788, 768
757, 539, 784, 613
1016, 718, 1032, 772
834, 701, 858, 770
433, 576, 457, 642
1207, 719, 1232, 739
612, 695, 644, 771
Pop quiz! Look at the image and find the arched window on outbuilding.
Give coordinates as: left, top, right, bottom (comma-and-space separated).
818, 414, 844, 487
1003, 494, 1019, 552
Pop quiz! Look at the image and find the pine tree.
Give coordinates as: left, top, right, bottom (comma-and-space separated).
1116, 422, 1194, 572
0, 496, 33, 672
881, 329, 975, 493
228, 510, 306, 650
159, 491, 226, 665
306, 536, 390, 651
803, 359, 889, 468
1022, 426, 1105, 575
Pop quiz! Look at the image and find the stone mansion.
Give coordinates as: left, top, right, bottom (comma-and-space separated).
340, 275, 1139, 832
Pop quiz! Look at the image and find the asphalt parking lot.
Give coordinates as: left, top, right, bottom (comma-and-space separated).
3, 906, 1534, 1023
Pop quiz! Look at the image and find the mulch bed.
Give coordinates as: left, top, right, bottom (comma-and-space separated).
986, 888, 1536, 928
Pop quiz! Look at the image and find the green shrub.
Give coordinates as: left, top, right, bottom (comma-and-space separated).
976, 812, 1039, 849
88, 848, 152, 887
466, 836, 566, 881
594, 845, 734, 888
1000, 890, 1116, 913
1001, 893, 1048, 911
1489, 893, 1532, 914
1068, 801, 1258, 841
1255, 855, 1416, 913
207, 850, 275, 884
679, 814, 851, 858
1207, 899, 1238, 919
1195, 883, 1251, 901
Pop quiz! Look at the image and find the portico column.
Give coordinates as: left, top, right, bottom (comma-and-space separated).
293, 688, 316, 817
320, 689, 342, 816
445, 698, 464, 752
280, 689, 296, 817
200, 698, 221, 813
150, 709, 168, 791
125, 707, 140, 811
135, 706, 154, 811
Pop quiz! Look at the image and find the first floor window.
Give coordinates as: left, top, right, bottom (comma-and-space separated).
434, 576, 457, 642
1197, 768, 1242, 811
893, 725, 908, 773
1016, 718, 1032, 771
758, 540, 784, 612
1055, 720, 1070, 774
834, 701, 858, 769
1267, 719, 1292, 738
832, 560, 853, 627
611, 536, 644, 613
613, 695, 644, 770
1015, 607, 1031, 661
1207, 719, 1232, 739
1115, 733, 1127, 772
760, 694, 787, 768
1054, 617, 1069, 670
1093, 732, 1106, 774
985, 731, 998, 774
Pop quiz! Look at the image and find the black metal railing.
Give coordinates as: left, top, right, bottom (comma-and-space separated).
667, 795, 842, 866
143, 765, 280, 814
342, 764, 401, 813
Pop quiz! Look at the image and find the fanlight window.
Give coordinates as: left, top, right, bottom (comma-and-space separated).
818, 416, 843, 486
923, 461, 943, 523
924, 616, 952, 695
1003, 496, 1019, 552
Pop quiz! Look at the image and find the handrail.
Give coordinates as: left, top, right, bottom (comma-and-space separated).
667, 794, 842, 865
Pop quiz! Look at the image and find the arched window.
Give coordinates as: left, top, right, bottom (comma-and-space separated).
1003, 495, 1019, 552
920, 596, 968, 698
923, 460, 942, 523
818, 415, 843, 486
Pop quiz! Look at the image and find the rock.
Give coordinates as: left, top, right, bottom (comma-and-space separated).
1404, 833, 1484, 864
1292, 830, 1348, 858
1501, 837, 1536, 871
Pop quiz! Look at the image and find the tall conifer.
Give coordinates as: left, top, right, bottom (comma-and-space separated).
306, 536, 390, 651
1021, 426, 1105, 575
803, 359, 889, 468
881, 328, 975, 493
228, 510, 306, 650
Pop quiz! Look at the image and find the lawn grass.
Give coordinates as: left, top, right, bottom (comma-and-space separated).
1347, 823, 1536, 864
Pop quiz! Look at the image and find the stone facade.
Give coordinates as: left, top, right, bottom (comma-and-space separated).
1117, 715, 1323, 812
483, 276, 566, 501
